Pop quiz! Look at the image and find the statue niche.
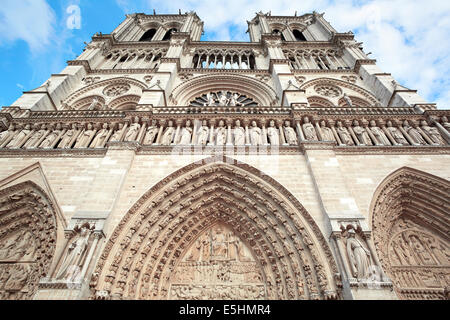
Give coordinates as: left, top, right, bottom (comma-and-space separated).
168, 223, 265, 300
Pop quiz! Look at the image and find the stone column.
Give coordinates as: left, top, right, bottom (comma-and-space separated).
430, 117, 450, 144
226, 119, 233, 146
277, 120, 287, 145
208, 119, 216, 146
329, 120, 343, 145
346, 121, 360, 145
363, 120, 378, 146
172, 120, 182, 145
243, 119, 251, 146
260, 119, 269, 145
295, 120, 305, 142
379, 120, 397, 146
155, 120, 166, 145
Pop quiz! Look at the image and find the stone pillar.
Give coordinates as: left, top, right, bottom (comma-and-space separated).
277, 120, 287, 145
243, 119, 251, 146
155, 120, 166, 145
172, 120, 182, 145
226, 120, 233, 146
208, 119, 216, 146
260, 119, 269, 145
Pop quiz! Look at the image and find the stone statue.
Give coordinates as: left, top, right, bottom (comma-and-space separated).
346, 229, 371, 280
250, 121, 262, 145
58, 123, 78, 148
420, 120, 445, 145
4, 264, 29, 291
352, 120, 372, 145
215, 120, 227, 145
441, 116, 450, 132
267, 120, 279, 145
143, 120, 158, 145
233, 120, 245, 145
74, 123, 95, 148
178, 120, 193, 145
369, 120, 391, 145
204, 92, 216, 107
124, 117, 140, 142
110, 123, 125, 142
56, 226, 91, 281
284, 121, 298, 145
403, 120, 426, 145
87, 97, 100, 110
23, 124, 47, 149
386, 121, 408, 145
5, 124, 31, 149
218, 91, 228, 107
229, 93, 240, 107
319, 120, 335, 141
302, 117, 318, 141
90, 123, 109, 148
343, 93, 353, 107
161, 120, 175, 145
40, 123, 64, 149
196, 120, 209, 145
336, 121, 354, 145
0, 124, 14, 145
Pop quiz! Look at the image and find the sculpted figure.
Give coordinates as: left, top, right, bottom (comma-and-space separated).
233, 120, 245, 145
386, 121, 408, 145
4, 264, 29, 291
178, 120, 193, 145
56, 226, 91, 281
346, 229, 371, 280
212, 227, 227, 258
302, 117, 318, 141
408, 234, 435, 266
90, 123, 109, 148
369, 120, 391, 145
74, 123, 95, 148
196, 120, 209, 145
23, 124, 46, 148
110, 123, 125, 142
403, 120, 426, 145
215, 120, 227, 145
87, 97, 100, 110
284, 121, 298, 145
161, 120, 175, 145
319, 120, 335, 141
343, 93, 353, 107
336, 121, 354, 145
420, 120, 445, 145
124, 117, 140, 142
218, 91, 228, 106
40, 123, 64, 149
143, 120, 158, 145
267, 120, 279, 145
204, 92, 216, 106
0, 231, 26, 260
57, 123, 78, 148
0, 124, 15, 145
229, 93, 240, 107
6, 124, 31, 148
441, 116, 450, 132
250, 121, 262, 145
352, 120, 372, 145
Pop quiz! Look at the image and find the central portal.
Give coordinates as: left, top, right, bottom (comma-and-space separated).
168, 223, 266, 299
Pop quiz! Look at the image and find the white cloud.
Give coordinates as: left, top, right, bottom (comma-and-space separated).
0, 0, 56, 52
117, 0, 450, 108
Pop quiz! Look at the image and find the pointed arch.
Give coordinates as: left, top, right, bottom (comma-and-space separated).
370, 167, 450, 300
91, 156, 341, 300
0, 181, 58, 299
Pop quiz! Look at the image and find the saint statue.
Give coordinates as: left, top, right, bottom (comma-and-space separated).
346, 229, 371, 280
161, 120, 175, 145
343, 93, 353, 107
215, 120, 227, 145
204, 92, 216, 106
0, 124, 15, 145
233, 120, 245, 145
218, 91, 228, 106
267, 120, 279, 145
420, 120, 445, 145
386, 121, 408, 145
58, 123, 78, 148
302, 117, 318, 141
23, 124, 47, 149
403, 120, 426, 145
441, 116, 450, 132
143, 120, 158, 145
284, 121, 298, 145
336, 121, 354, 145
178, 120, 193, 145
110, 123, 125, 142
369, 120, 391, 145
40, 123, 64, 149
74, 123, 95, 148
319, 120, 335, 141
196, 120, 209, 145
90, 123, 109, 148
6, 124, 31, 149
250, 121, 262, 145
55, 226, 91, 281
124, 117, 140, 142
352, 120, 372, 145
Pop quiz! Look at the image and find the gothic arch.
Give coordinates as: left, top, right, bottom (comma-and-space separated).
307, 96, 334, 108
170, 74, 278, 106
370, 167, 450, 300
0, 181, 58, 299
301, 77, 379, 106
91, 157, 341, 300
109, 94, 141, 110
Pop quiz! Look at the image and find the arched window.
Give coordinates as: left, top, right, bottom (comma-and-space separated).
272, 29, 286, 41
162, 28, 177, 41
293, 29, 307, 41
139, 29, 156, 42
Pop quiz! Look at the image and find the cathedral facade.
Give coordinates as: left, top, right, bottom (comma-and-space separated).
0, 11, 448, 300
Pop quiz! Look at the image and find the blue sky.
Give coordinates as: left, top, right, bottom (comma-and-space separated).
0, 0, 449, 109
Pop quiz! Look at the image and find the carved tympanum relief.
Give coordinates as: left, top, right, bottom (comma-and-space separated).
189, 91, 258, 107
0, 182, 57, 300
168, 224, 266, 300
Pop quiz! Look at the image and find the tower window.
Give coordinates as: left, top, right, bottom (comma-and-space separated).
139, 28, 157, 42
272, 29, 286, 41
293, 29, 307, 41
162, 28, 177, 41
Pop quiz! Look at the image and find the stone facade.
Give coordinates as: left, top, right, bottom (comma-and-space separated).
0, 11, 449, 300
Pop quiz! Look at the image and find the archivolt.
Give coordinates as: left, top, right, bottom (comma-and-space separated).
0, 181, 58, 300
91, 157, 341, 300
170, 74, 278, 106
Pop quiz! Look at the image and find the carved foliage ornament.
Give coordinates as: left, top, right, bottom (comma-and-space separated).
314, 85, 342, 98
0, 182, 58, 300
